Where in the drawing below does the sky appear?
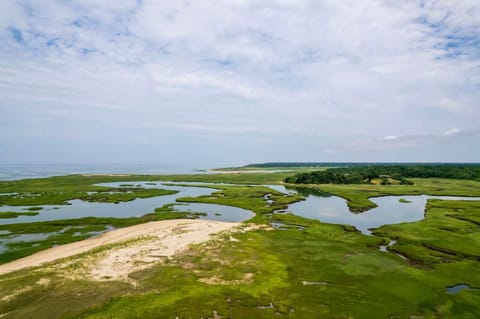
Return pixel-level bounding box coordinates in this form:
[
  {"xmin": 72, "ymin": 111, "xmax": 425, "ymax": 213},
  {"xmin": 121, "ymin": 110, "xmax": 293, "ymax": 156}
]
[{"xmin": 0, "ymin": 0, "xmax": 479, "ymax": 168}]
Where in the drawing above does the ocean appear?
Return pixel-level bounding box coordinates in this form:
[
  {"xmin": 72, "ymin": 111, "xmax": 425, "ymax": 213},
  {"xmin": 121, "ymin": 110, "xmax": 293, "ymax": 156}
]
[{"xmin": 0, "ymin": 164, "xmax": 205, "ymax": 181}]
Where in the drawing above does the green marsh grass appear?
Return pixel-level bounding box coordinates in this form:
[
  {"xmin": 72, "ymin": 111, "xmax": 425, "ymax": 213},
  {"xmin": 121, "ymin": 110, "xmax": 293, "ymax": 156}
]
[{"xmin": 1, "ymin": 174, "xmax": 480, "ymax": 317}]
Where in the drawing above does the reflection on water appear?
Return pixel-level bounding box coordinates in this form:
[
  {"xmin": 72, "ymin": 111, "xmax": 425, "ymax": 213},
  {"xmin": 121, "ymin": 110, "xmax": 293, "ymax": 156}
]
[
  {"xmin": 172, "ymin": 203, "xmax": 252, "ymax": 222},
  {"xmin": 2, "ymin": 181, "xmax": 479, "ymax": 237},
  {"xmin": 0, "ymin": 182, "xmax": 253, "ymax": 225},
  {"xmin": 0, "ymin": 225, "xmax": 118, "ymax": 254},
  {"xmin": 446, "ymin": 284, "xmax": 479, "ymax": 294},
  {"xmin": 0, "ymin": 231, "xmax": 59, "ymax": 254},
  {"xmin": 0, "ymin": 182, "xmax": 254, "ymax": 256},
  {"xmin": 278, "ymin": 186, "xmax": 480, "ymax": 235},
  {"xmin": 287, "ymin": 186, "xmax": 330, "ymax": 197}
]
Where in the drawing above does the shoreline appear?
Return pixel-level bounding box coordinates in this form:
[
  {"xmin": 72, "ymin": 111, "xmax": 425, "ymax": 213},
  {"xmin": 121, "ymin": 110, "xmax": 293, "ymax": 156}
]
[{"xmin": 0, "ymin": 219, "xmax": 240, "ymax": 276}]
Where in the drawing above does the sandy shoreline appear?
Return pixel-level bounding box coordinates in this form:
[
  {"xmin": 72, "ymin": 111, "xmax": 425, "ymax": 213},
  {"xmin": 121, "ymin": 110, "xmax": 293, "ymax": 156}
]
[
  {"xmin": 0, "ymin": 219, "xmax": 240, "ymax": 276},
  {"xmin": 208, "ymin": 169, "xmax": 291, "ymax": 174}
]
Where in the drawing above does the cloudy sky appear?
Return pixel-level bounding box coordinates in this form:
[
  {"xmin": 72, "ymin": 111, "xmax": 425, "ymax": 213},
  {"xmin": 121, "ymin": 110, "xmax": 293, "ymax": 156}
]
[{"xmin": 1, "ymin": 0, "xmax": 479, "ymax": 167}]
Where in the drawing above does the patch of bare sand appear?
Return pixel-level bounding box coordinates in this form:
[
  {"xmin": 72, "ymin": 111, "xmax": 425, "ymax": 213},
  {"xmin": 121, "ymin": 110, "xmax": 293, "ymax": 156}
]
[
  {"xmin": 208, "ymin": 169, "xmax": 291, "ymax": 174},
  {"xmin": 0, "ymin": 220, "xmax": 239, "ymax": 280},
  {"xmin": 198, "ymin": 272, "xmax": 254, "ymax": 285},
  {"xmin": 81, "ymin": 174, "xmax": 131, "ymax": 177},
  {"xmin": 0, "ymin": 286, "xmax": 33, "ymax": 302}
]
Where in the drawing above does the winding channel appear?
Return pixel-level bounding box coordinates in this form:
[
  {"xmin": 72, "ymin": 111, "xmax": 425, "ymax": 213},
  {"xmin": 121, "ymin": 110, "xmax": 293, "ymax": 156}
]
[
  {"xmin": 271, "ymin": 186, "xmax": 480, "ymax": 235},
  {"xmin": 0, "ymin": 182, "xmax": 253, "ymax": 225},
  {"xmin": 2, "ymin": 181, "xmax": 480, "ymax": 238}
]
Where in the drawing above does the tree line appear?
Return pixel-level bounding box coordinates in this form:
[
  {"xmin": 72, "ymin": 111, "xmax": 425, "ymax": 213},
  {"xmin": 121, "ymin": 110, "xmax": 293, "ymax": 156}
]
[{"xmin": 284, "ymin": 165, "xmax": 480, "ymax": 185}]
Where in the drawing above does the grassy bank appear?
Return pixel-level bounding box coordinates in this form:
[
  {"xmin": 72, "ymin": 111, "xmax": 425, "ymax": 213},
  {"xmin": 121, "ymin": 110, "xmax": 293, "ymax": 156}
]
[
  {"xmin": 0, "ymin": 182, "xmax": 301, "ymax": 264},
  {"xmin": 1, "ymin": 200, "xmax": 480, "ymax": 318},
  {"xmin": 0, "ymin": 204, "xmax": 206, "ymax": 264},
  {"xmin": 0, "ymin": 212, "xmax": 38, "ymax": 219},
  {"xmin": 372, "ymin": 199, "xmax": 480, "ymax": 268},
  {"xmin": 288, "ymin": 178, "xmax": 480, "ymax": 212},
  {"xmin": 176, "ymin": 184, "xmax": 303, "ymax": 222},
  {"xmin": 1, "ymin": 171, "xmax": 480, "ymax": 317},
  {"xmin": 0, "ymin": 172, "xmax": 292, "ymax": 207}
]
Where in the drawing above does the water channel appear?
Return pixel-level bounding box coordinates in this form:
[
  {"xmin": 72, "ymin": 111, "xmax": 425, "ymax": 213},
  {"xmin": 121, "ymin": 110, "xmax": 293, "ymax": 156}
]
[
  {"xmin": 275, "ymin": 186, "xmax": 480, "ymax": 235},
  {"xmin": 1, "ymin": 182, "xmax": 479, "ymax": 244},
  {"xmin": 0, "ymin": 182, "xmax": 253, "ymax": 225}
]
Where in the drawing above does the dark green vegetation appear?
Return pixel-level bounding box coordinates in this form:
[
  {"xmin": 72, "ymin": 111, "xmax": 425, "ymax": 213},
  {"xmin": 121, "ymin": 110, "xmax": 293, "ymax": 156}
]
[
  {"xmin": 246, "ymin": 162, "xmax": 350, "ymax": 168},
  {"xmin": 79, "ymin": 188, "xmax": 177, "ymax": 204},
  {"xmin": 285, "ymin": 164, "xmax": 480, "ymax": 185},
  {"xmin": 373, "ymin": 199, "xmax": 480, "ymax": 268},
  {"xmin": 1, "ymin": 200, "xmax": 480, "ymax": 318},
  {"xmin": 176, "ymin": 184, "xmax": 303, "ymax": 223},
  {"xmin": 292, "ymin": 178, "xmax": 480, "ymax": 212},
  {"xmin": 0, "ymin": 211, "xmax": 38, "ymax": 219},
  {"xmin": 24, "ymin": 206, "xmax": 43, "ymax": 211},
  {"xmin": 286, "ymin": 169, "xmax": 408, "ymax": 185},
  {"xmin": 0, "ymin": 175, "xmax": 188, "ymax": 263},
  {"xmin": 0, "ymin": 204, "xmax": 206, "ymax": 264},
  {"xmin": 0, "ymin": 173, "xmax": 299, "ymax": 265},
  {"xmin": 159, "ymin": 171, "xmax": 295, "ymax": 184},
  {"xmin": 0, "ymin": 187, "xmax": 177, "ymax": 206},
  {"xmin": 0, "ymin": 172, "xmax": 292, "ymax": 208},
  {"xmin": 1, "ymin": 173, "xmax": 479, "ymax": 261},
  {"xmin": 0, "ymin": 175, "xmax": 178, "ymax": 206},
  {"xmin": 1, "ymin": 168, "xmax": 480, "ymax": 318},
  {"xmin": 247, "ymin": 162, "xmax": 480, "ymax": 169},
  {"xmin": 399, "ymin": 198, "xmax": 412, "ymax": 203}
]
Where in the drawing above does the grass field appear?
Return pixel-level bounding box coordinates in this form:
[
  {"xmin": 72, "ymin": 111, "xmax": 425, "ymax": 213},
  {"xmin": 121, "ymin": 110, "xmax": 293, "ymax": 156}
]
[
  {"xmin": 175, "ymin": 184, "xmax": 303, "ymax": 223},
  {"xmin": 1, "ymin": 171, "xmax": 480, "ymax": 318},
  {"xmin": 0, "ymin": 180, "xmax": 302, "ymax": 265},
  {"xmin": 289, "ymin": 178, "xmax": 480, "ymax": 212},
  {"xmin": 1, "ymin": 199, "xmax": 479, "ymax": 318}
]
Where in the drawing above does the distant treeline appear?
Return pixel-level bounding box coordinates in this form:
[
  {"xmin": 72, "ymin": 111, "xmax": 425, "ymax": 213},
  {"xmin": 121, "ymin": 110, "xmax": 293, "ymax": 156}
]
[
  {"xmin": 284, "ymin": 165, "xmax": 480, "ymax": 185},
  {"xmin": 247, "ymin": 162, "xmax": 353, "ymax": 168},
  {"xmin": 247, "ymin": 162, "xmax": 480, "ymax": 168}
]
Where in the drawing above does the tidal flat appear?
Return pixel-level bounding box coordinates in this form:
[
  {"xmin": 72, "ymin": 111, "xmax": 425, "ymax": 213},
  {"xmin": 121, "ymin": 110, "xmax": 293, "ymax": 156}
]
[{"xmin": 0, "ymin": 169, "xmax": 479, "ymax": 318}]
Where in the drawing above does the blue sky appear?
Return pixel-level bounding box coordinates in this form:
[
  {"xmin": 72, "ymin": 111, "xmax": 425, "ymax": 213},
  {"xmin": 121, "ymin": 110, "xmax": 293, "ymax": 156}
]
[{"xmin": 0, "ymin": 0, "xmax": 479, "ymax": 167}]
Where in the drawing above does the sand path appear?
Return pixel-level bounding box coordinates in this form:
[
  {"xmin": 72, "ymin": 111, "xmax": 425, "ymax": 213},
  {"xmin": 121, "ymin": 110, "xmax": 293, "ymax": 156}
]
[{"xmin": 0, "ymin": 219, "xmax": 239, "ymax": 277}]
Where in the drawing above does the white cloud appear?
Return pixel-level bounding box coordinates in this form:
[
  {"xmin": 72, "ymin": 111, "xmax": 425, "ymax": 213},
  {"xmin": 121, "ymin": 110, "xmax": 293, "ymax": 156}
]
[
  {"xmin": 443, "ymin": 128, "xmax": 462, "ymax": 136},
  {"xmin": 384, "ymin": 136, "xmax": 398, "ymax": 140},
  {"xmin": 333, "ymin": 129, "xmax": 480, "ymax": 155},
  {"xmin": 0, "ymin": 0, "xmax": 479, "ymax": 163}
]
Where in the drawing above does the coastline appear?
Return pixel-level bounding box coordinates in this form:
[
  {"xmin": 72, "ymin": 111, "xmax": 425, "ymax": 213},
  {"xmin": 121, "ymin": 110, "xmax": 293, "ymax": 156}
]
[{"xmin": 0, "ymin": 219, "xmax": 240, "ymax": 276}]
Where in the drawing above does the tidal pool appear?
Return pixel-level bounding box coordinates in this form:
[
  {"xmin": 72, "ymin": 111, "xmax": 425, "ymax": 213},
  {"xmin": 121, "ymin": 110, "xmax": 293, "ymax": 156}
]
[
  {"xmin": 0, "ymin": 232, "xmax": 56, "ymax": 253},
  {"xmin": 446, "ymin": 284, "xmax": 479, "ymax": 294},
  {"xmin": 0, "ymin": 225, "xmax": 117, "ymax": 254}
]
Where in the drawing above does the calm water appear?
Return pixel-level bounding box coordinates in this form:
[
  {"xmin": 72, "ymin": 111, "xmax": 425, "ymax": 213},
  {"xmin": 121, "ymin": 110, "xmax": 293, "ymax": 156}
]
[
  {"xmin": 0, "ymin": 182, "xmax": 252, "ymax": 225},
  {"xmin": 0, "ymin": 163, "xmax": 205, "ymax": 181},
  {"xmin": 446, "ymin": 284, "xmax": 479, "ymax": 294},
  {"xmin": 0, "ymin": 180, "xmax": 253, "ymax": 254},
  {"xmin": 1, "ymin": 164, "xmax": 479, "ymax": 236},
  {"xmin": 275, "ymin": 186, "xmax": 480, "ymax": 235}
]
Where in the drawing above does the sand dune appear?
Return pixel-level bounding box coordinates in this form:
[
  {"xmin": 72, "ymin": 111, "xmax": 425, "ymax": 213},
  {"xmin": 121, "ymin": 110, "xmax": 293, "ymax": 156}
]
[{"xmin": 0, "ymin": 219, "xmax": 239, "ymax": 277}]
